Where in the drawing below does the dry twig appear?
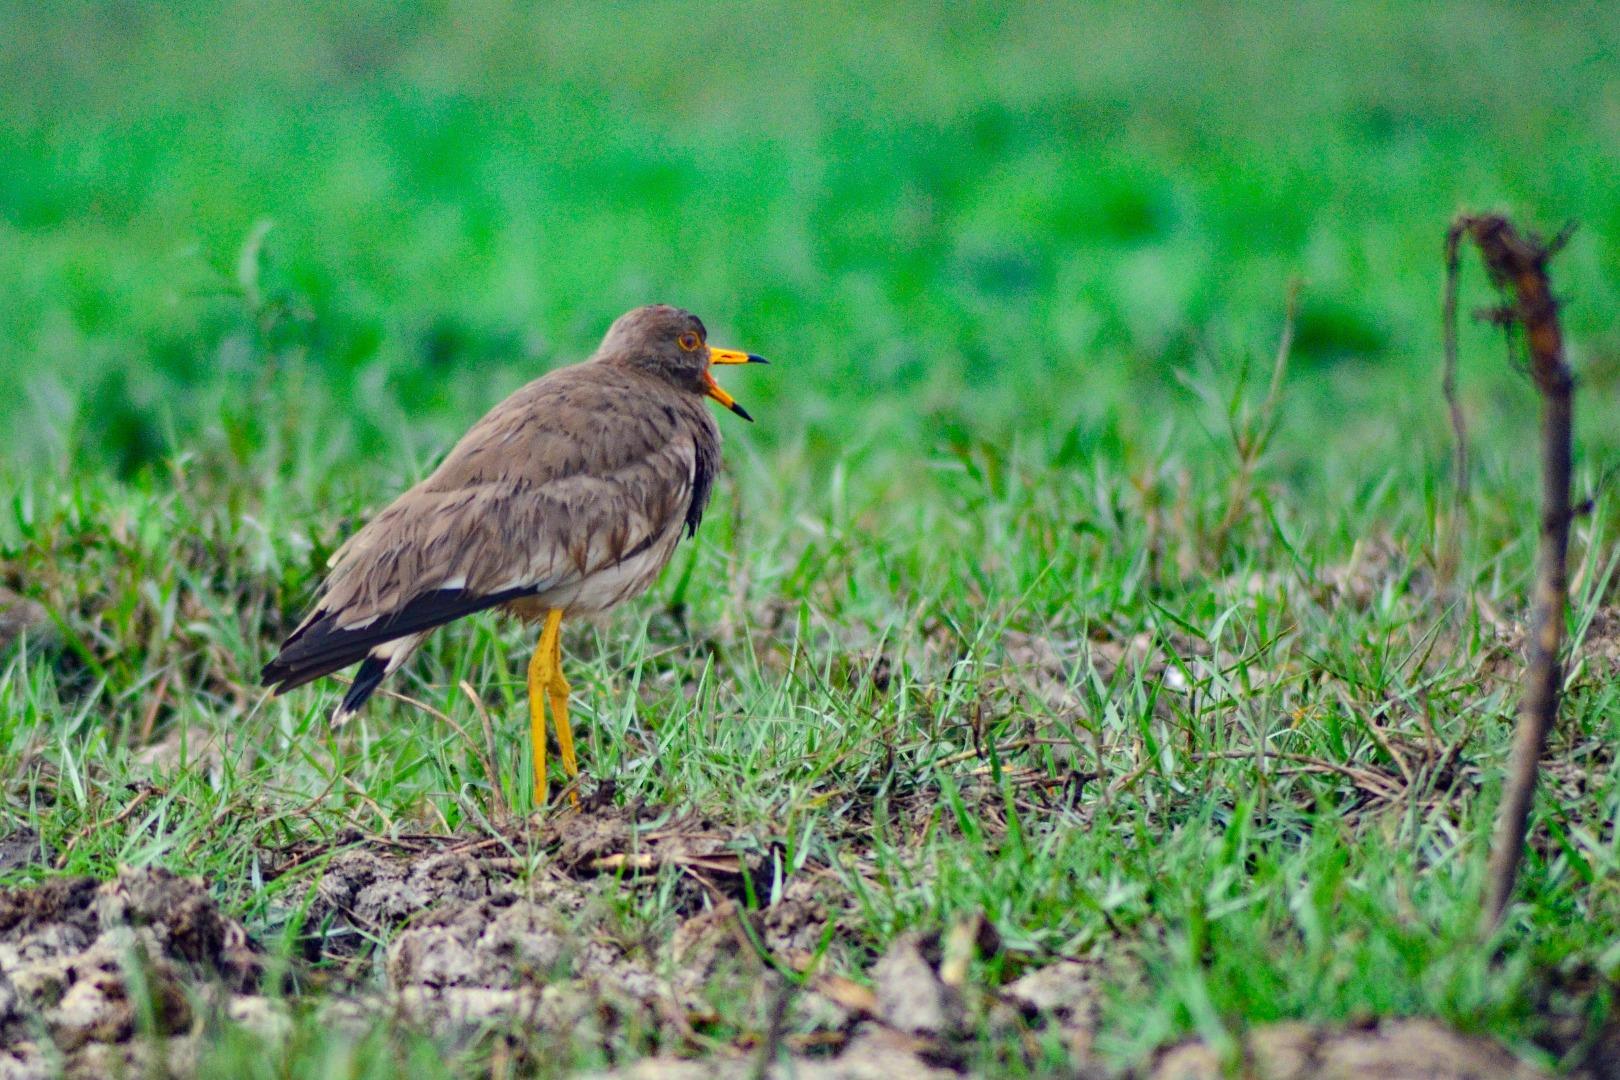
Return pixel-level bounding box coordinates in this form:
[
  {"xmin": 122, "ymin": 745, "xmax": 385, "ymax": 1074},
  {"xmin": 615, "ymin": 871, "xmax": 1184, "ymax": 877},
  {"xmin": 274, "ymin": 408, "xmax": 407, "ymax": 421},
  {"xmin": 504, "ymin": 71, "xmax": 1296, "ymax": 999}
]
[
  {"xmin": 459, "ymin": 680, "xmax": 507, "ymax": 819},
  {"xmin": 1444, "ymin": 213, "xmax": 1577, "ymax": 932},
  {"xmin": 136, "ymin": 670, "xmax": 172, "ymax": 744},
  {"xmin": 56, "ymin": 784, "xmax": 159, "ymax": 868}
]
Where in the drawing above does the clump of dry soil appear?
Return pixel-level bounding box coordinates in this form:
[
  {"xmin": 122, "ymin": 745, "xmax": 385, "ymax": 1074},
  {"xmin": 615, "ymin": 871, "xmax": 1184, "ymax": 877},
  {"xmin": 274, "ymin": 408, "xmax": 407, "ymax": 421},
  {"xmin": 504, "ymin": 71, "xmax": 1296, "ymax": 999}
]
[
  {"xmin": 1151, "ymin": 1018, "xmax": 1552, "ymax": 1080},
  {"xmin": 0, "ymin": 867, "xmax": 268, "ymax": 1077}
]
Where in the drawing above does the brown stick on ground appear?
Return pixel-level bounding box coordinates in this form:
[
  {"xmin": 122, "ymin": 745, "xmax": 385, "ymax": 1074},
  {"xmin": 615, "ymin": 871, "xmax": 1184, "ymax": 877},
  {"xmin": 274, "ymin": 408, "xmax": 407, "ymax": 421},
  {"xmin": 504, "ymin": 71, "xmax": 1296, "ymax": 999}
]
[{"xmin": 1446, "ymin": 214, "xmax": 1576, "ymax": 932}]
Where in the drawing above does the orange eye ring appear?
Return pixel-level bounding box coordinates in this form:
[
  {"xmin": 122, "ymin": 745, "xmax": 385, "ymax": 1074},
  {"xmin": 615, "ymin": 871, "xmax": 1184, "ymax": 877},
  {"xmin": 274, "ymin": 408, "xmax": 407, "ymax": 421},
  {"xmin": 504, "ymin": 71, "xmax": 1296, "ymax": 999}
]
[{"xmin": 677, "ymin": 331, "xmax": 701, "ymax": 352}]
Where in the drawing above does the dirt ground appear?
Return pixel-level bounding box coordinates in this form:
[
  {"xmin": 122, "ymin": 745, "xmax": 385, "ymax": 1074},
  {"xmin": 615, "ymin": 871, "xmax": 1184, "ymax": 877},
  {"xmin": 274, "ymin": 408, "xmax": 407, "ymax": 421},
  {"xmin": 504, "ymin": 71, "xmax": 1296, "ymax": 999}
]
[{"xmin": 0, "ymin": 795, "xmax": 1580, "ymax": 1079}]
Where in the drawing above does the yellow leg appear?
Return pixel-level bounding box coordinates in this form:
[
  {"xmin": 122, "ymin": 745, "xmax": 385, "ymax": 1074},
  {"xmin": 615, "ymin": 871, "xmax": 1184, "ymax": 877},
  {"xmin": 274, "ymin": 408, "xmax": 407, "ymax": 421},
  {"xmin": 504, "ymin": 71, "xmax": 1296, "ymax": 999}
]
[
  {"xmin": 526, "ymin": 633, "xmax": 550, "ymax": 807},
  {"xmin": 540, "ymin": 608, "xmax": 580, "ymax": 806}
]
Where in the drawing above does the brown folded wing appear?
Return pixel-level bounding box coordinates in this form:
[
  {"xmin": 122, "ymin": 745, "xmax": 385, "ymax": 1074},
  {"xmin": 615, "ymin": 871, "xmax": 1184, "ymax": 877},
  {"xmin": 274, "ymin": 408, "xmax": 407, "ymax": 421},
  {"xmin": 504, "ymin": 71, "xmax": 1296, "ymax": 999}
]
[{"xmin": 261, "ymin": 362, "xmax": 719, "ymax": 693}]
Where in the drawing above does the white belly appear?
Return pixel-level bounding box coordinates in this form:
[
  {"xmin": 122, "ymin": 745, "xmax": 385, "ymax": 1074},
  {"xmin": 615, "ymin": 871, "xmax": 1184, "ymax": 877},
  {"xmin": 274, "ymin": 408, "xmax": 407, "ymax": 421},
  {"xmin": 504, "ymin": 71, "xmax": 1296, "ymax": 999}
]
[{"xmin": 537, "ymin": 524, "xmax": 684, "ymax": 616}]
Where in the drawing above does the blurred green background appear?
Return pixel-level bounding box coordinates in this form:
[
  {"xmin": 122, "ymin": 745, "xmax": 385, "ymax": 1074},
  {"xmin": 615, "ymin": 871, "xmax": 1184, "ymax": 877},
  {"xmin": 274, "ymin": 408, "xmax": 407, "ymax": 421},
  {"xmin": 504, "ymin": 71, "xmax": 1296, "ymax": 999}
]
[{"xmin": 3, "ymin": 0, "xmax": 1617, "ymax": 489}]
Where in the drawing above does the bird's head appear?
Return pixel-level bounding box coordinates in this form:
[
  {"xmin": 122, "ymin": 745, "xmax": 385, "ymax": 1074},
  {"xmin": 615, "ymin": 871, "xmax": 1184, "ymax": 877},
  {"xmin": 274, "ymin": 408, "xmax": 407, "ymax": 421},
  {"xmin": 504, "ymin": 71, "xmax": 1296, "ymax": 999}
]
[{"xmin": 597, "ymin": 304, "xmax": 766, "ymax": 421}]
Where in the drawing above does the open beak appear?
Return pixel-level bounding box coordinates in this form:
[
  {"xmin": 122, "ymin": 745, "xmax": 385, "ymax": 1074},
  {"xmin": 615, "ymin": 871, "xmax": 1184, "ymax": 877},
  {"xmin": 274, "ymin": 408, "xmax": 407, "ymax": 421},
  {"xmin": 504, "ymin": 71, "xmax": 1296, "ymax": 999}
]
[{"xmin": 704, "ymin": 346, "xmax": 767, "ymax": 422}]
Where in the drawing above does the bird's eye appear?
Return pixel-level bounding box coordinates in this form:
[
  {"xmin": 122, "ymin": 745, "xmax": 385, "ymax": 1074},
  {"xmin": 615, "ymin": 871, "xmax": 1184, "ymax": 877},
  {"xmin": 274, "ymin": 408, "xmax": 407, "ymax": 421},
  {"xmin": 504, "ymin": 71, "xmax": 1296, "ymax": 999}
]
[{"xmin": 677, "ymin": 331, "xmax": 701, "ymax": 352}]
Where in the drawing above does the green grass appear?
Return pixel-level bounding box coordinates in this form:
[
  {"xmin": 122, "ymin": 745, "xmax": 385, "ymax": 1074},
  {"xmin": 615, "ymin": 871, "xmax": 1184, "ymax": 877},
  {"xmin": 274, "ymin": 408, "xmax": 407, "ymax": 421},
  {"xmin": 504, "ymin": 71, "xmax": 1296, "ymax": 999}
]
[{"xmin": 3, "ymin": 2, "xmax": 1620, "ymax": 1075}]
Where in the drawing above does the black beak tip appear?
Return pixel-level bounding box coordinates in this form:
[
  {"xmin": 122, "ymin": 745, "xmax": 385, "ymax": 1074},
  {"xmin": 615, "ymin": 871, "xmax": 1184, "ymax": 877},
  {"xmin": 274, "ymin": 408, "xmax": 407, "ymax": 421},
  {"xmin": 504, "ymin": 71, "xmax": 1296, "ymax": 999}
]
[
  {"xmin": 746, "ymin": 354, "xmax": 769, "ymax": 364},
  {"xmin": 729, "ymin": 401, "xmax": 755, "ymax": 422}
]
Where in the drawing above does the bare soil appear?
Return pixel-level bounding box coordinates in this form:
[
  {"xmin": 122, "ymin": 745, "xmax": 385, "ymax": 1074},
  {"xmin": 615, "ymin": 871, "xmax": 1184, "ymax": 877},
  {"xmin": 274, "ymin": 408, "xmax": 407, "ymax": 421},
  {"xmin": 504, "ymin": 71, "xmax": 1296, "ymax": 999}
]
[{"xmin": 0, "ymin": 795, "xmax": 1571, "ymax": 1078}]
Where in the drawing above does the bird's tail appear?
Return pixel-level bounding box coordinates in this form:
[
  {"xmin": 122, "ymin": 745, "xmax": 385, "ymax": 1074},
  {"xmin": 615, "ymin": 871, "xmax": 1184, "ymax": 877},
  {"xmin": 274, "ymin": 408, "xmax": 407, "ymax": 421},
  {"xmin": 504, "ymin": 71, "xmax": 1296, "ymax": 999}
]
[
  {"xmin": 262, "ymin": 586, "xmax": 539, "ymax": 707},
  {"xmin": 329, "ymin": 632, "xmax": 426, "ymax": 725},
  {"xmin": 333, "ymin": 654, "xmax": 389, "ymax": 725}
]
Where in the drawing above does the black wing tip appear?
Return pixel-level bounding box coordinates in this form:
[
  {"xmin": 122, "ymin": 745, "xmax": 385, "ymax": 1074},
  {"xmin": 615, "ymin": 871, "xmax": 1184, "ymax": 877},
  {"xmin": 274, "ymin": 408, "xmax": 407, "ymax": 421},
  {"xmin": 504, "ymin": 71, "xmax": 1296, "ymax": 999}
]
[
  {"xmin": 260, "ymin": 655, "xmax": 298, "ymax": 690},
  {"xmin": 261, "ymin": 669, "xmax": 315, "ymax": 695},
  {"xmin": 259, "ymin": 612, "xmax": 347, "ymax": 692},
  {"xmin": 258, "ymin": 585, "xmax": 542, "ymax": 698}
]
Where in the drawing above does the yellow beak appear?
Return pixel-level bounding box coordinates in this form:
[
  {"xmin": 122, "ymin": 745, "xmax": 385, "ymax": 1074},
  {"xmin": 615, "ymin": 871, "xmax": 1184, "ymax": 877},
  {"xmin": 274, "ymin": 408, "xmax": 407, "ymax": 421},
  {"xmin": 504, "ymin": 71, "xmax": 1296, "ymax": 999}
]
[
  {"xmin": 704, "ymin": 346, "xmax": 767, "ymax": 421},
  {"xmin": 707, "ymin": 347, "xmax": 766, "ymax": 366}
]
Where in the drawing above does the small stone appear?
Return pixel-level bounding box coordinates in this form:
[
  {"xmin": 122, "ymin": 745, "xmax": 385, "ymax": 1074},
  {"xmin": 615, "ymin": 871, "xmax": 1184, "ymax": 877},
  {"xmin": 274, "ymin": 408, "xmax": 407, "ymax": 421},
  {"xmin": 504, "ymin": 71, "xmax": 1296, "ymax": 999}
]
[
  {"xmin": 1151, "ymin": 1018, "xmax": 1551, "ymax": 1080},
  {"xmin": 0, "ymin": 589, "xmax": 52, "ymax": 653},
  {"xmin": 871, "ymin": 933, "xmax": 956, "ymax": 1037},
  {"xmin": 227, "ymin": 995, "xmax": 292, "ymax": 1042}
]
